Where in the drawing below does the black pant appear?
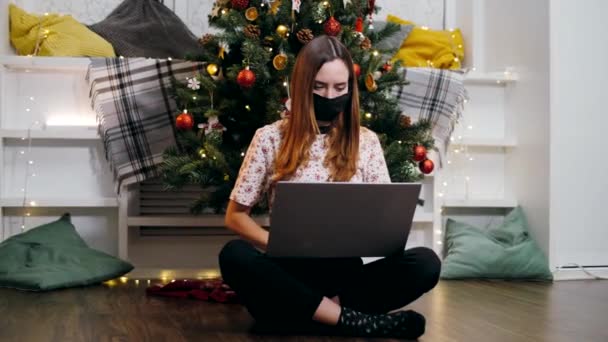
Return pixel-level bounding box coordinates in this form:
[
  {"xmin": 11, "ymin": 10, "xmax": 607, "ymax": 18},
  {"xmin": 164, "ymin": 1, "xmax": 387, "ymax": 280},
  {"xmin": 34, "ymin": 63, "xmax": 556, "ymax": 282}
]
[{"xmin": 219, "ymin": 239, "xmax": 441, "ymax": 325}]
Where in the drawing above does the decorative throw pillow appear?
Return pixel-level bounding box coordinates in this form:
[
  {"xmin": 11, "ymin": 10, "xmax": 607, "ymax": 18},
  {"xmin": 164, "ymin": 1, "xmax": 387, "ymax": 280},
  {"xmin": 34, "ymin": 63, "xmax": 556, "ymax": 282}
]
[
  {"xmin": 88, "ymin": 0, "xmax": 200, "ymax": 58},
  {"xmin": 9, "ymin": 4, "xmax": 115, "ymax": 57},
  {"xmin": 441, "ymin": 207, "xmax": 553, "ymax": 280},
  {"xmin": 0, "ymin": 213, "xmax": 133, "ymax": 291},
  {"xmin": 388, "ymin": 14, "xmax": 464, "ymax": 70},
  {"xmin": 371, "ymin": 20, "xmax": 414, "ymax": 52}
]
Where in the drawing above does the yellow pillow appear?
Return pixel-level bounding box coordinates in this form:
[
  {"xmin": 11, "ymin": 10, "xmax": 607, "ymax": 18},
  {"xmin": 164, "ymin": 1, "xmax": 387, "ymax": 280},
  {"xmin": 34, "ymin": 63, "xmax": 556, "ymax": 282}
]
[
  {"xmin": 388, "ymin": 14, "xmax": 464, "ymax": 70},
  {"xmin": 9, "ymin": 4, "xmax": 115, "ymax": 57}
]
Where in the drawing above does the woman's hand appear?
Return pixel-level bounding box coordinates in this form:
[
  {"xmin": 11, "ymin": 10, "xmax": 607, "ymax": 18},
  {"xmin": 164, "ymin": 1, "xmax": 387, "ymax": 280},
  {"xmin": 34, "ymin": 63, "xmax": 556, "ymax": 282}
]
[{"xmin": 224, "ymin": 200, "xmax": 269, "ymax": 250}]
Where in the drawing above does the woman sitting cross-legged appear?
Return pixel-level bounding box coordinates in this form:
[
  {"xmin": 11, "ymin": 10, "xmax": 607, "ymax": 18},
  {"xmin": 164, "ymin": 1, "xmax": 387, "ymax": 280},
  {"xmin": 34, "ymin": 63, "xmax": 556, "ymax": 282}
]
[{"xmin": 220, "ymin": 35, "xmax": 441, "ymax": 340}]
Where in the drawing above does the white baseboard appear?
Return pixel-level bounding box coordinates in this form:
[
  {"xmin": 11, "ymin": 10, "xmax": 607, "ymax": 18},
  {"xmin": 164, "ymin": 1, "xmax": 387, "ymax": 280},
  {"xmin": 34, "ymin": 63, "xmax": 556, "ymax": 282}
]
[{"xmin": 553, "ymin": 267, "xmax": 608, "ymax": 281}]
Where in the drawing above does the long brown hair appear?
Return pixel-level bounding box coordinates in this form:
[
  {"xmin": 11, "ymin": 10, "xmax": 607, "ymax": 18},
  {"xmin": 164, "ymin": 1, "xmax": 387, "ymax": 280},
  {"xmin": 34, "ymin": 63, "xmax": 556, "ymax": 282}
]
[{"xmin": 273, "ymin": 35, "xmax": 360, "ymax": 182}]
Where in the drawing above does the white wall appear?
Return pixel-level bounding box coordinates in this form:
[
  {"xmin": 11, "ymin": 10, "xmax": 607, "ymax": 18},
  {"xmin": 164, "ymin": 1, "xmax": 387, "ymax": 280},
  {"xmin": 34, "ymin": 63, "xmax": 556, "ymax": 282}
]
[
  {"xmin": 175, "ymin": 0, "xmax": 446, "ymax": 37},
  {"xmin": 550, "ymin": 0, "xmax": 608, "ymax": 267},
  {"xmin": 478, "ymin": 0, "xmax": 552, "ymax": 258},
  {"xmin": 2, "ymin": 0, "xmax": 446, "ymax": 43}
]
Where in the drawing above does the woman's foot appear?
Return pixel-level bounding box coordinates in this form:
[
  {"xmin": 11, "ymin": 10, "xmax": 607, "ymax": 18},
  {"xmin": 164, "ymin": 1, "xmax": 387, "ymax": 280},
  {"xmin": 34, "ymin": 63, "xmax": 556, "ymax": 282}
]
[{"xmin": 336, "ymin": 307, "xmax": 426, "ymax": 339}]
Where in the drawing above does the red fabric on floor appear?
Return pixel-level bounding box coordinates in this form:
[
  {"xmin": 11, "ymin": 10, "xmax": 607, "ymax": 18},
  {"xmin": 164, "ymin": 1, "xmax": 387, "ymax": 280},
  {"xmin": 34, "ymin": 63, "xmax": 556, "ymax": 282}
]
[{"xmin": 146, "ymin": 279, "xmax": 238, "ymax": 303}]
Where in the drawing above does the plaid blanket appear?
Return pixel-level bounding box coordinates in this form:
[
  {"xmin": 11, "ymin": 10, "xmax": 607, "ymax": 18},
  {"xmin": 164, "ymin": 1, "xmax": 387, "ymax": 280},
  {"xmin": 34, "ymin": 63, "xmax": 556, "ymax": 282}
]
[
  {"xmin": 87, "ymin": 58, "xmax": 204, "ymax": 192},
  {"xmin": 391, "ymin": 67, "xmax": 468, "ymax": 165}
]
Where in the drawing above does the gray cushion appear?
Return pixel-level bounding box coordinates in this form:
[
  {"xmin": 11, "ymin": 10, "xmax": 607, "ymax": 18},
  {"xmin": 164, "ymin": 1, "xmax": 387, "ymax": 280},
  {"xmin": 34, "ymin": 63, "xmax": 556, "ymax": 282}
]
[
  {"xmin": 88, "ymin": 0, "xmax": 200, "ymax": 58},
  {"xmin": 373, "ymin": 20, "xmax": 414, "ymax": 51}
]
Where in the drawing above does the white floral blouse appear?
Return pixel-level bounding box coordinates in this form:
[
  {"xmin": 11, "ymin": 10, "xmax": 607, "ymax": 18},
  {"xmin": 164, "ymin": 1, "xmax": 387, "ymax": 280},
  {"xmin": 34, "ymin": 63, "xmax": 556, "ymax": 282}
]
[{"xmin": 229, "ymin": 120, "xmax": 391, "ymax": 209}]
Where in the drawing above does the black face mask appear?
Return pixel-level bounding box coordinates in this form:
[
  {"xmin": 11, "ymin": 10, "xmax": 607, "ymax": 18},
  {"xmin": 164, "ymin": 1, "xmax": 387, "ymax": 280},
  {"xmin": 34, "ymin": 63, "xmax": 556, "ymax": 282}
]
[{"xmin": 313, "ymin": 93, "xmax": 350, "ymax": 122}]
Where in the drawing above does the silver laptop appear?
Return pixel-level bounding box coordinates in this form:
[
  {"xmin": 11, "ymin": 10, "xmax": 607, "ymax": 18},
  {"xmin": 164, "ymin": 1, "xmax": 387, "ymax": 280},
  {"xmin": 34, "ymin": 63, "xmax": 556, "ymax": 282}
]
[{"xmin": 267, "ymin": 182, "xmax": 422, "ymax": 258}]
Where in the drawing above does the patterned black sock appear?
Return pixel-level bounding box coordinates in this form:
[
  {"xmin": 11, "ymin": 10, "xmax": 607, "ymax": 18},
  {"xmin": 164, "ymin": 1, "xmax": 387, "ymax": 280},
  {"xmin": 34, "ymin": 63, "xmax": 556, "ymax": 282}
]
[{"xmin": 337, "ymin": 307, "xmax": 426, "ymax": 339}]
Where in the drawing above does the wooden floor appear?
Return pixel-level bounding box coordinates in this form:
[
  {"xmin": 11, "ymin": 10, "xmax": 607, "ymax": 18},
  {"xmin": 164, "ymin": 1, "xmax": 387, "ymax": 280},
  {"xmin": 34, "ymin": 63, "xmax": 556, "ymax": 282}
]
[{"xmin": 1, "ymin": 279, "xmax": 607, "ymax": 342}]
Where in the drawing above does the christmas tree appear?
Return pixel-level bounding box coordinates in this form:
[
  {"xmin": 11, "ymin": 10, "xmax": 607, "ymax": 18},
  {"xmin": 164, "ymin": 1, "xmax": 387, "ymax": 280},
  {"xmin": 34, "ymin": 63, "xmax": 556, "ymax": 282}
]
[{"xmin": 161, "ymin": 0, "xmax": 435, "ymax": 214}]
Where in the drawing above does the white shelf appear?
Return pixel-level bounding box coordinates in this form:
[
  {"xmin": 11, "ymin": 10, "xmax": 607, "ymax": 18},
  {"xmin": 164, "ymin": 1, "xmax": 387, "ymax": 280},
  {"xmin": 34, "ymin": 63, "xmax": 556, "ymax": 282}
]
[
  {"xmin": 128, "ymin": 211, "xmax": 435, "ymax": 227},
  {"xmin": 442, "ymin": 198, "xmax": 518, "ymax": 208},
  {"xmin": 464, "ymin": 71, "xmax": 518, "ymax": 85},
  {"xmin": 414, "ymin": 212, "xmax": 434, "ymax": 223},
  {"xmin": 128, "ymin": 215, "xmax": 270, "ymax": 227},
  {"xmin": 452, "ymin": 137, "xmax": 517, "ymax": 147},
  {"xmin": 0, "ymin": 128, "xmax": 99, "ymax": 140},
  {"xmin": 0, "ymin": 56, "xmax": 91, "ymax": 71},
  {"xmin": 1, "ymin": 197, "xmax": 118, "ymax": 207}
]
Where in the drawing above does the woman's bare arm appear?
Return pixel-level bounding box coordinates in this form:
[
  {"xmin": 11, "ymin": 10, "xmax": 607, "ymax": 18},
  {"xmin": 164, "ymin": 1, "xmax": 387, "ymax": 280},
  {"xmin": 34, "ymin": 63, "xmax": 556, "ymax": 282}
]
[{"xmin": 224, "ymin": 199, "xmax": 269, "ymax": 249}]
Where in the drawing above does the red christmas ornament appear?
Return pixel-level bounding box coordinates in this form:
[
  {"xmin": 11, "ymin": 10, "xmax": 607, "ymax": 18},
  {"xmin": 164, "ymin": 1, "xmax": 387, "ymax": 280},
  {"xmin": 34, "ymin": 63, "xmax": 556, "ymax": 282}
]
[
  {"xmin": 236, "ymin": 66, "xmax": 256, "ymax": 88},
  {"xmin": 324, "ymin": 16, "xmax": 342, "ymax": 36},
  {"xmin": 355, "ymin": 17, "xmax": 364, "ymax": 32},
  {"xmin": 231, "ymin": 0, "xmax": 249, "ymax": 10},
  {"xmin": 382, "ymin": 62, "xmax": 393, "ymax": 73},
  {"xmin": 353, "ymin": 63, "xmax": 361, "ymax": 77},
  {"xmin": 419, "ymin": 159, "xmax": 434, "ymax": 174},
  {"xmin": 413, "ymin": 145, "xmax": 427, "ymax": 161},
  {"xmin": 175, "ymin": 111, "xmax": 194, "ymax": 130}
]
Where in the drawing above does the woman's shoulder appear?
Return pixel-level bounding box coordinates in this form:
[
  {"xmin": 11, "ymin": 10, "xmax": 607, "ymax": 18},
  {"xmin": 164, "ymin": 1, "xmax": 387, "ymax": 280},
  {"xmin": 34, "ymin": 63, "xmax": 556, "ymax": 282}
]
[
  {"xmin": 360, "ymin": 126, "xmax": 380, "ymax": 144},
  {"xmin": 253, "ymin": 119, "xmax": 284, "ymax": 141}
]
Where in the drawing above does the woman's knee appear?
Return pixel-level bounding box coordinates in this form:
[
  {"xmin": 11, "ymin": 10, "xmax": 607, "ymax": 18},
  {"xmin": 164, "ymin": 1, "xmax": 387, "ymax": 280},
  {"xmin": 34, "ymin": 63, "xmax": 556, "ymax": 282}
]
[
  {"xmin": 408, "ymin": 247, "xmax": 442, "ymax": 290},
  {"xmin": 218, "ymin": 239, "xmax": 257, "ymax": 272}
]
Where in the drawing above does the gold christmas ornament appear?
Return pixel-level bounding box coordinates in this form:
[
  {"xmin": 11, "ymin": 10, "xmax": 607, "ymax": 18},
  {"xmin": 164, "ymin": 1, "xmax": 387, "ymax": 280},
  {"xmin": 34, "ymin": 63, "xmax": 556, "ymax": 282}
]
[
  {"xmin": 365, "ymin": 73, "xmax": 378, "ymax": 92},
  {"xmin": 270, "ymin": 0, "xmax": 281, "ymax": 14},
  {"xmin": 245, "ymin": 7, "xmax": 258, "ymax": 21},
  {"xmin": 276, "ymin": 24, "xmax": 289, "ymax": 38},
  {"xmin": 206, "ymin": 63, "xmax": 219, "ymax": 76},
  {"xmin": 272, "ymin": 53, "xmax": 288, "ymax": 70}
]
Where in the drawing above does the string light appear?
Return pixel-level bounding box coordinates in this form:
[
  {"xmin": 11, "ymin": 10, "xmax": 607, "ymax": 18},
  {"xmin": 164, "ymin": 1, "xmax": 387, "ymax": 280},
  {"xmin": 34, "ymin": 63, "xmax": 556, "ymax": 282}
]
[{"xmin": 19, "ymin": 121, "xmax": 41, "ymax": 232}]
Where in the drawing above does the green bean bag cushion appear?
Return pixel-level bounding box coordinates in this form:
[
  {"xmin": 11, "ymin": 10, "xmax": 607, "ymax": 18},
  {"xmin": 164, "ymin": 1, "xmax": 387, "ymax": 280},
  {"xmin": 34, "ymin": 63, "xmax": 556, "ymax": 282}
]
[
  {"xmin": 440, "ymin": 207, "xmax": 553, "ymax": 280},
  {"xmin": 0, "ymin": 213, "xmax": 133, "ymax": 291}
]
